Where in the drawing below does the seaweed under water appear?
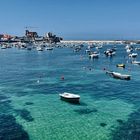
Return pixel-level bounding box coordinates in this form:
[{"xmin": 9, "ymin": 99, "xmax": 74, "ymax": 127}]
[
  {"xmin": 100, "ymin": 123, "xmax": 107, "ymax": 127},
  {"xmin": 112, "ymin": 108, "xmax": 140, "ymax": 140},
  {"xmin": 0, "ymin": 94, "xmax": 30, "ymax": 139},
  {"xmin": 15, "ymin": 109, "xmax": 34, "ymax": 122},
  {"xmin": 0, "ymin": 114, "xmax": 29, "ymax": 140},
  {"xmin": 116, "ymin": 119, "xmax": 124, "ymax": 124}
]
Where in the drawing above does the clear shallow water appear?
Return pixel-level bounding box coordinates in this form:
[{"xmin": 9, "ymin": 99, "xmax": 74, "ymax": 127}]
[{"xmin": 0, "ymin": 45, "xmax": 140, "ymax": 140}]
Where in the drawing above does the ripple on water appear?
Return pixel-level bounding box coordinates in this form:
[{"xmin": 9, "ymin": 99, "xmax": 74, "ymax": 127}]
[{"xmin": 0, "ymin": 114, "xmax": 29, "ymax": 140}]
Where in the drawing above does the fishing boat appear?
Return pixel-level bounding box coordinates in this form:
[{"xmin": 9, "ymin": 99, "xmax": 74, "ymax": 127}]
[
  {"xmin": 116, "ymin": 64, "xmax": 125, "ymax": 68},
  {"xmin": 59, "ymin": 92, "xmax": 80, "ymax": 103},
  {"xmin": 106, "ymin": 71, "xmax": 131, "ymax": 80}
]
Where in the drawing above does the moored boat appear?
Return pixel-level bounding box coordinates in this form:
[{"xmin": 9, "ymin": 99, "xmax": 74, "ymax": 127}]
[
  {"xmin": 59, "ymin": 92, "xmax": 80, "ymax": 103},
  {"xmin": 129, "ymin": 53, "xmax": 138, "ymax": 58},
  {"xmin": 132, "ymin": 61, "xmax": 140, "ymax": 65},
  {"xmin": 106, "ymin": 71, "xmax": 131, "ymax": 80},
  {"xmin": 104, "ymin": 49, "xmax": 116, "ymax": 57},
  {"xmin": 126, "ymin": 49, "xmax": 132, "ymax": 53},
  {"xmin": 36, "ymin": 46, "xmax": 44, "ymax": 51},
  {"xmin": 125, "ymin": 45, "xmax": 130, "ymax": 49},
  {"xmin": 135, "ymin": 47, "xmax": 140, "ymax": 51},
  {"xmin": 1, "ymin": 45, "xmax": 7, "ymax": 49},
  {"xmin": 89, "ymin": 52, "xmax": 99, "ymax": 58},
  {"xmin": 46, "ymin": 47, "xmax": 53, "ymax": 50},
  {"xmin": 85, "ymin": 49, "xmax": 91, "ymax": 53},
  {"xmin": 96, "ymin": 45, "xmax": 102, "ymax": 49},
  {"xmin": 116, "ymin": 64, "xmax": 125, "ymax": 68}
]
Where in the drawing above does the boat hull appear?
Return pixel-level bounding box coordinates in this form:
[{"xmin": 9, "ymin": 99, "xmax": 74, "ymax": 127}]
[
  {"xmin": 112, "ymin": 74, "xmax": 130, "ymax": 80},
  {"xmin": 132, "ymin": 61, "xmax": 140, "ymax": 65}
]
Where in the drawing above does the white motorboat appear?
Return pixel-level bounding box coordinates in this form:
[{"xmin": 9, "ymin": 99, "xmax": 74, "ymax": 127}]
[
  {"xmin": 108, "ymin": 51, "xmax": 116, "ymax": 56},
  {"xmin": 125, "ymin": 45, "xmax": 130, "ymax": 49},
  {"xmin": 46, "ymin": 47, "xmax": 53, "ymax": 50},
  {"xmin": 1, "ymin": 45, "xmax": 7, "ymax": 49},
  {"xmin": 89, "ymin": 52, "xmax": 99, "ymax": 58},
  {"xmin": 59, "ymin": 92, "xmax": 80, "ymax": 103},
  {"xmin": 96, "ymin": 45, "xmax": 102, "ymax": 49},
  {"xmin": 135, "ymin": 47, "xmax": 140, "ymax": 51},
  {"xmin": 36, "ymin": 46, "xmax": 44, "ymax": 51},
  {"xmin": 85, "ymin": 49, "xmax": 91, "ymax": 53},
  {"xmin": 126, "ymin": 49, "xmax": 132, "ymax": 53},
  {"xmin": 106, "ymin": 71, "xmax": 131, "ymax": 80},
  {"xmin": 129, "ymin": 53, "xmax": 138, "ymax": 58},
  {"xmin": 132, "ymin": 61, "xmax": 140, "ymax": 65},
  {"xmin": 87, "ymin": 45, "xmax": 94, "ymax": 49},
  {"xmin": 104, "ymin": 49, "xmax": 116, "ymax": 57}
]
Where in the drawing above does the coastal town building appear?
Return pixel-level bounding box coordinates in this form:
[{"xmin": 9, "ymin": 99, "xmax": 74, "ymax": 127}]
[
  {"xmin": 25, "ymin": 30, "xmax": 38, "ymax": 38},
  {"xmin": 0, "ymin": 34, "xmax": 12, "ymax": 41},
  {"xmin": 0, "ymin": 30, "xmax": 63, "ymax": 43}
]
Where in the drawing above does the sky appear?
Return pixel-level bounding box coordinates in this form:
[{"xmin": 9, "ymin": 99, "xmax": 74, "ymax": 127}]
[{"xmin": 0, "ymin": 0, "xmax": 140, "ymax": 40}]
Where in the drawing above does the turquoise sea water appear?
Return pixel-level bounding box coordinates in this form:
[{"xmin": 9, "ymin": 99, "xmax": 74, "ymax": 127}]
[{"xmin": 0, "ymin": 44, "xmax": 140, "ymax": 140}]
